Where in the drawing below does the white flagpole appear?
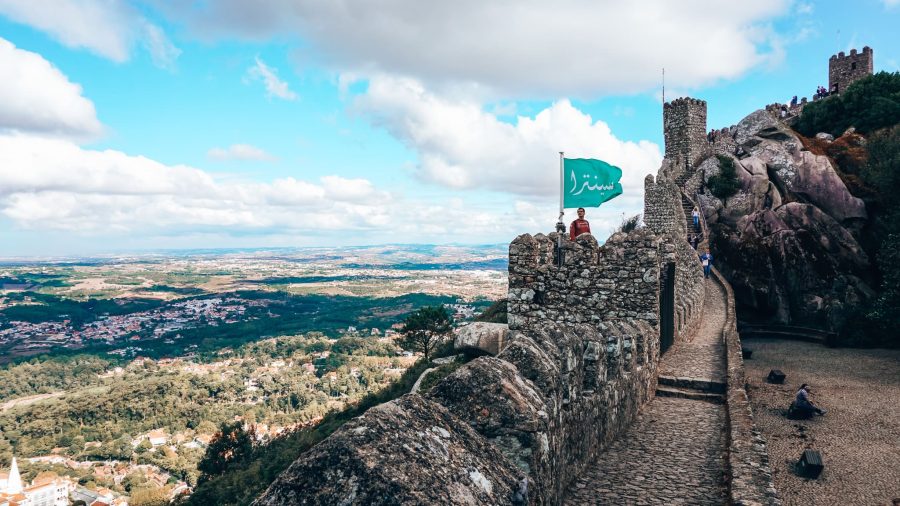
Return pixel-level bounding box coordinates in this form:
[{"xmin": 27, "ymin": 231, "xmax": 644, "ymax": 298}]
[
  {"xmin": 556, "ymin": 152, "xmax": 565, "ymax": 267},
  {"xmin": 559, "ymin": 151, "xmax": 564, "ymax": 219}
]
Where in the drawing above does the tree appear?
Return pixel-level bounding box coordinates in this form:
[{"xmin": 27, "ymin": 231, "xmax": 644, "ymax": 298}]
[
  {"xmin": 196, "ymin": 422, "xmax": 255, "ymax": 481},
  {"xmin": 708, "ymin": 155, "xmax": 740, "ymax": 204},
  {"xmin": 399, "ymin": 306, "xmax": 453, "ymax": 361}
]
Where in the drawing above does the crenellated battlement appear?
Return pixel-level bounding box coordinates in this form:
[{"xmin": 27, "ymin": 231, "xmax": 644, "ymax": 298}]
[
  {"xmin": 508, "ymin": 229, "xmax": 665, "ymax": 333},
  {"xmin": 829, "ymin": 46, "xmax": 873, "ymax": 94},
  {"xmin": 664, "ymin": 96, "xmax": 709, "ymax": 171}
]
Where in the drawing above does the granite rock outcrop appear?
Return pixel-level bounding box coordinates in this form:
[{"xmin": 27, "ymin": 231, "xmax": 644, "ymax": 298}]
[{"xmin": 700, "ymin": 108, "xmax": 873, "ymax": 330}]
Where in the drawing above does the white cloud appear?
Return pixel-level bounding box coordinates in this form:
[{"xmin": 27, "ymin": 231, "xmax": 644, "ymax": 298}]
[
  {"xmin": 884, "ymin": 0, "xmax": 899, "ymax": 8},
  {"xmin": 0, "ymin": 0, "xmax": 134, "ymax": 61},
  {"xmin": 0, "ymin": 38, "xmax": 102, "ymax": 138},
  {"xmin": 167, "ymin": 0, "xmax": 789, "ymax": 97},
  {"xmin": 208, "ymin": 143, "xmax": 276, "ymax": 161},
  {"xmin": 0, "ymin": 0, "xmax": 180, "ymax": 68},
  {"xmin": 0, "ymin": 132, "xmax": 586, "ymax": 245},
  {"xmin": 0, "ymin": 133, "xmax": 384, "ymax": 233},
  {"xmin": 247, "ymin": 57, "xmax": 297, "ymax": 100},
  {"xmin": 353, "ymin": 75, "xmax": 661, "ymax": 202},
  {"xmin": 142, "ymin": 22, "xmax": 182, "ymax": 70}
]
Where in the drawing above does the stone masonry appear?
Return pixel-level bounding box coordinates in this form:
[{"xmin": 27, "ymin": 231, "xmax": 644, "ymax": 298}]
[
  {"xmin": 664, "ymin": 97, "xmax": 710, "ymax": 170},
  {"xmin": 828, "ymin": 46, "xmax": 873, "ymax": 95}
]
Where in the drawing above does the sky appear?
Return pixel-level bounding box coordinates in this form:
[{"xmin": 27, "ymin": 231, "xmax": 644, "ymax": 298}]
[{"xmin": 0, "ymin": 0, "xmax": 898, "ymax": 257}]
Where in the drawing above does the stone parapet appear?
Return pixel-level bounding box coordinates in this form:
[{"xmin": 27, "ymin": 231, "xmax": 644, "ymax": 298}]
[
  {"xmin": 508, "ymin": 229, "xmax": 662, "ymax": 333},
  {"xmin": 712, "ymin": 266, "xmax": 781, "ymax": 505}
]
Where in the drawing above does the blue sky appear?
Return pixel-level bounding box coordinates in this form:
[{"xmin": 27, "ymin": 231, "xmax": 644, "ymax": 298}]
[{"xmin": 0, "ymin": 0, "xmax": 897, "ymax": 256}]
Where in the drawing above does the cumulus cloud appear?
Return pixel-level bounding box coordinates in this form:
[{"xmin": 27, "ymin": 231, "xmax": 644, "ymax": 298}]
[
  {"xmin": 208, "ymin": 143, "xmax": 276, "ymax": 161},
  {"xmin": 163, "ymin": 0, "xmax": 789, "ymax": 97},
  {"xmin": 0, "ymin": 0, "xmax": 133, "ymax": 61},
  {"xmin": 0, "ymin": 132, "xmax": 578, "ymax": 244},
  {"xmin": 0, "ymin": 133, "xmax": 416, "ymax": 235},
  {"xmin": 247, "ymin": 57, "xmax": 297, "ymax": 100},
  {"xmin": 353, "ymin": 75, "xmax": 661, "ymax": 202},
  {"xmin": 0, "ymin": 0, "xmax": 180, "ymax": 68},
  {"xmin": 0, "ymin": 38, "xmax": 102, "ymax": 138}
]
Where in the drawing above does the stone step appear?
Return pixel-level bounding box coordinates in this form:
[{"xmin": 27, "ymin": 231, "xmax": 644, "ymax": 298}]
[
  {"xmin": 655, "ymin": 386, "xmax": 725, "ymax": 404},
  {"xmin": 658, "ymin": 375, "xmax": 726, "ymax": 394}
]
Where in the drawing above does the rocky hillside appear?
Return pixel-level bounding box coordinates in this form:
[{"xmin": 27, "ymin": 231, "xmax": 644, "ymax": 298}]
[{"xmin": 696, "ymin": 73, "xmax": 899, "ymax": 343}]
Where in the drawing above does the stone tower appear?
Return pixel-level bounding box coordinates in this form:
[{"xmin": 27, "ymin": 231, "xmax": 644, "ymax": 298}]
[
  {"xmin": 829, "ymin": 46, "xmax": 873, "ymax": 94},
  {"xmin": 663, "ymin": 97, "xmax": 708, "ymax": 169}
]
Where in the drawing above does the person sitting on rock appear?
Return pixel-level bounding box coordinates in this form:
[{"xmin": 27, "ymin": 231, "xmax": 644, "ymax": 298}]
[
  {"xmin": 793, "ymin": 383, "xmax": 826, "ymax": 416},
  {"xmin": 569, "ymin": 207, "xmax": 591, "ymax": 241}
]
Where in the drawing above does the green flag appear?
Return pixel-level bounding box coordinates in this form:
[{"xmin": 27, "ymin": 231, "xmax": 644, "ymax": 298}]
[{"xmin": 562, "ymin": 158, "xmax": 623, "ymax": 208}]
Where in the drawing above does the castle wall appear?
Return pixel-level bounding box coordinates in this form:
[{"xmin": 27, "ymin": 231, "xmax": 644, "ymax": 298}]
[
  {"xmin": 507, "ymin": 230, "xmax": 663, "ymax": 333},
  {"xmin": 829, "ymin": 47, "xmax": 873, "ymax": 95},
  {"xmin": 257, "ymin": 230, "xmax": 665, "ymax": 506},
  {"xmin": 664, "ymin": 97, "xmax": 709, "ymax": 169},
  {"xmin": 644, "ymin": 174, "xmax": 708, "ymax": 344}
]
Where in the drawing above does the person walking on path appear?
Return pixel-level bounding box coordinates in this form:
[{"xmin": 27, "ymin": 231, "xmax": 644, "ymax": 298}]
[
  {"xmin": 569, "ymin": 207, "xmax": 592, "ymax": 241},
  {"xmin": 794, "ymin": 384, "xmax": 827, "ymax": 416},
  {"xmin": 700, "ymin": 251, "xmax": 713, "ymax": 278},
  {"xmin": 692, "ymin": 206, "xmax": 701, "ymax": 230}
]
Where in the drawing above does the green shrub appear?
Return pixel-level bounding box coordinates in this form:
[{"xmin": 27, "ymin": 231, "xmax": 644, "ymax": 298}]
[
  {"xmin": 708, "ymin": 155, "xmax": 740, "ymax": 202},
  {"xmin": 797, "ymin": 71, "xmax": 900, "ymax": 137}
]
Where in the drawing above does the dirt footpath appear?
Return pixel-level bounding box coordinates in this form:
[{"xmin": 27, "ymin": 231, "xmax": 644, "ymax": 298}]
[{"xmin": 742, "ymin": 338, "xmax": 900, "ymax": 506}]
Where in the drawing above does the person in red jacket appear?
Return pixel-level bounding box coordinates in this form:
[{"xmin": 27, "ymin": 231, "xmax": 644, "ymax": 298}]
[{"xmin": 569, "ymin": 207, "xmax": 591, "ymax": 240}]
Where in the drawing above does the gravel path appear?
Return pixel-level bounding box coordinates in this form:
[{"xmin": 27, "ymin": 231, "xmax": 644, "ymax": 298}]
[
  {"xmin": 564, "ymin": 278, "xmax": 729, "ymax": 505},
  {"xmin": 743, "ymin": 338, "xmax": 900, "ymax": 506},
  {"xmin": 659, "ymin": 278, "xmax": 727, "ymax": 383}
]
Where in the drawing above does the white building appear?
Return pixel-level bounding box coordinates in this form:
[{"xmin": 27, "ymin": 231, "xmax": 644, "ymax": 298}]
[{"xmin": 0, "ymin": 457, "xmax": 71, "ymax": 506}]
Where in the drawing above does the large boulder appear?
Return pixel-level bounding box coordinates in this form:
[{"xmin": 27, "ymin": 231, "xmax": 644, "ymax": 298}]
[
  {"xmin": 253, "ymin": 394, "xmax": 526, "ymax": 506},
  {"xmin": 702, "ymin": 109, "xmax": 875, "ymax": 332},
  {"xmin": 733, "ymin": 109, "xmax": 866, "ymax": 224},
  {"xmin": 454, "ymin": 322, "xmax": 509, "ymax": 355}
]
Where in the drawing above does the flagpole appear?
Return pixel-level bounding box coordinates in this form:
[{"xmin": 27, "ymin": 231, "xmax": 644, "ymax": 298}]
[
  {"xmin": 559, "ymin": 151, "xmax": 564, "ymax": 219},
  {"xmin": 556, "ymin": 151, "xmax": 565, "ymax": 267}
]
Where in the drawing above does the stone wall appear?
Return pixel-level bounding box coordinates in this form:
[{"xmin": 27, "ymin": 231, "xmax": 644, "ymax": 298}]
[
  {"xmin": 643, "ymin": 174, "xmax": 685, "ymax": 238},
  {"xmin": 711, "ymin": 267, "xmax": 781, "ymax": 505},
  {"xmin": 643, "ymin": 174, "xmax": 707, "ymax": 343},
  {"xmin": 256, "ymin": 229, "xmax": 665, "ymax": 506},
  {"xmin": 829, "ymin": 47, "xmax": 873, "ymax": 95},
  {"xmin": 507, "ymin": 230, "xmax": 663, "ymax": 333},
  {"xmin": 664, "ymin": 97, "xmax": 710, "ymax": 169}
]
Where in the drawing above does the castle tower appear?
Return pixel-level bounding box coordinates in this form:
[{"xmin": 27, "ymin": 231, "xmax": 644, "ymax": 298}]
[
  {"xmin": 6, "ymin": 456, "xmax": 22, "ymax": 495},
  {"xmin": 663, "ymin": 97, "xmax": 708, "ymax": 170},
  {"xmin": 829, "ymin": 46, "xmax": 873, "ymax": 94}
]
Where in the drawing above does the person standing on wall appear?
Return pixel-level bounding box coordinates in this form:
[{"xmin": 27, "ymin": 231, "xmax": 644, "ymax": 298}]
[
  {"xmin": 569, "ymin": 207, "xmax": 591, "ymax": 240},
  {"xmin": 700, "ymin": 250, "xmax": 713, "ymax": 278}
]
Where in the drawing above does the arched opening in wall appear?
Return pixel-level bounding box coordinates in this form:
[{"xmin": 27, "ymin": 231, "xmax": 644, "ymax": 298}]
[{"xmin": 660, "ymin": 262, "xmax": 676, "ymax": 354}]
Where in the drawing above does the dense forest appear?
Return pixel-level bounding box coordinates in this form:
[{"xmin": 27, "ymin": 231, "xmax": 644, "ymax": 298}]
[{"xmin": 0, "ymin": 334, "xmax": 407, "ymax": 489}]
